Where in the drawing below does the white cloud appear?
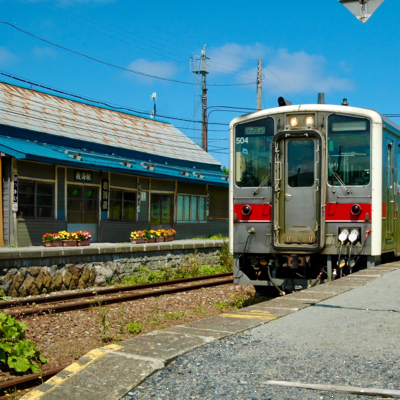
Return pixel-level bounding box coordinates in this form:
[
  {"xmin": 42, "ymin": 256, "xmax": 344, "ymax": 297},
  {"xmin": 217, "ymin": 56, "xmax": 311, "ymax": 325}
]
[
  {"xmin": 206, "ymin": 43, "xmax": 354, "ymax": 95},
  {"xmin": 124, "ymin": 59, "xmax": 179, "ymax": 83},
  {"xmin": 32, "ymin": 47, "xmax": 57, "ymax": 58},
  {"xmin": 260, "ymin": 49, "xmax": 354, "ymax": 94},
  {"xmin": 207, "ymin": 42, "xmax": 269, "ymax": 75},
  {"xmin": 0, "ymin": 47, "xmax": 16, "ymax": 66},
  {"xmin": 339, "ymin": 60, "xmax": 353, "ymax": 73}
]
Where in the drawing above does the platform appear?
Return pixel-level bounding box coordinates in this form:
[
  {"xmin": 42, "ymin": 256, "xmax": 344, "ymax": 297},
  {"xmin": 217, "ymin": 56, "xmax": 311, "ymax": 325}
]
[{"xmin": 22, "ymin": 262, "xmax": 400, "ymax": 400}]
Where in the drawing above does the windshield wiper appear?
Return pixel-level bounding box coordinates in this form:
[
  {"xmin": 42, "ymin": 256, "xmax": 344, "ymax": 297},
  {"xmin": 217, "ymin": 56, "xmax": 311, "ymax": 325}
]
[
  {"xmin": 253, "ymin": 175, "xmax": 271, "ymax": 195},
  {"xmin": 332, "ymin": 171, "xmax": 351, "ymax": 194}
]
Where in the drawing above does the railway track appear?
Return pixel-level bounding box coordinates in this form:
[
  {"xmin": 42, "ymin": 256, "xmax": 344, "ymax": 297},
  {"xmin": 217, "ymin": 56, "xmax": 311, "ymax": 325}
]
[{"xmin": 1, "ymin": 273, "xmax": 233, "ymax": 317}]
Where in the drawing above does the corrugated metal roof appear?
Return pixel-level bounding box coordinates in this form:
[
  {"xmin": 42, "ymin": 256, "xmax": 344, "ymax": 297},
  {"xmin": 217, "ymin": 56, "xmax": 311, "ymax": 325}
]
[
  {"xmin": 0, "ymin": 135, "xmax": 229, "ymax": 186},
  {"xmin": 0, "ymin": 82, "xmax": 221, "ymax": 167}
]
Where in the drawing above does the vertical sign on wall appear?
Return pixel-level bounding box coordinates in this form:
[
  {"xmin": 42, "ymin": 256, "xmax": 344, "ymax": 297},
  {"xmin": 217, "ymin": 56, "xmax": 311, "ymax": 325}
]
[
  {"xmin": 206, "ymin": 191, "xmax": 210, "ymax": 217},
  {"xmin": 101, "ymin": 179, "xmax": 109, "ymax": 211},
  {"xmin": 137, "ymin": 183, "xmax": 141, "ymax": 214},
  {"xmin": 12, "ymin": 175, "xmax": 18, "ymax": 212}
]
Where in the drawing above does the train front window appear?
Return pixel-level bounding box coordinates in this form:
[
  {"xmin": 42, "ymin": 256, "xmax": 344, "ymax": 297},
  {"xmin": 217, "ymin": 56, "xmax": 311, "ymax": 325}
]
[
  {"xmin": 235, "ymin": 117, "xmax": 274, "ymax": 188},
  {"xmin": 328, "ymin": 115, "xmax": 371, "ymax": 186}
]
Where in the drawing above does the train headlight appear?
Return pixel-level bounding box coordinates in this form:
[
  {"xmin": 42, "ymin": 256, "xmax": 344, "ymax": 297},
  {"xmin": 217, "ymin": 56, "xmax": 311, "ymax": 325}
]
[
  {"xmin": 304, "ymin": 115, "xmax": 314, "ymax": 126},
  {"xmin": 242, "ymin": 205, "xmax": 252, "ymax": 216},
  {"xmin": 338, "ymin": 229, "xmax": 349, "ymax": 243},
  {"xmin": 351, "ymin": 204, "xmax": 362, "ymax": 216},
  {"xmin": 289, "ymin": 117, "xmax": 298, "ymax": 127}
]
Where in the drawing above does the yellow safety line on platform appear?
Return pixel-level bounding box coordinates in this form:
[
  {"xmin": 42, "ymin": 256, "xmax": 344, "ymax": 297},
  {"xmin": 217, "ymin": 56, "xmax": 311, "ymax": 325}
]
[
  {"xmin": 21, "ymin": 344, "xmax": 123, "ymax": 400},
  {"xmin": 221, "ymin": 310, "xmax": 277, "ymax": 321}
]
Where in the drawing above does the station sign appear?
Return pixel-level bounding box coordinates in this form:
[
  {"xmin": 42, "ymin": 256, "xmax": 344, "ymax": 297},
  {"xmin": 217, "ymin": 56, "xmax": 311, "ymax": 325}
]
[{"xmin": 338, "ymin": 0, "xmax": 385, "ymax": 23}]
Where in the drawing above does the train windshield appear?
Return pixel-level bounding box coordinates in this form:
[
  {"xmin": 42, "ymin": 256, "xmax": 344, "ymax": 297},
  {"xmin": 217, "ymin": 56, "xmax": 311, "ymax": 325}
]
[
  {"xmin": 328, "ymin": 115, "xmax": 371, "ymax": 186},
  {"xmin": 235, "ymin": 117, "xmax": 274, "ymax": 188}
]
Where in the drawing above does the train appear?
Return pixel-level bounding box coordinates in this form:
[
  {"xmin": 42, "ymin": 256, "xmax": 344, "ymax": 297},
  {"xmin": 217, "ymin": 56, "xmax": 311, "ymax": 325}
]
[{"xmin": 229, "ymin": 96, "xmax": 400, "ymax": 293}]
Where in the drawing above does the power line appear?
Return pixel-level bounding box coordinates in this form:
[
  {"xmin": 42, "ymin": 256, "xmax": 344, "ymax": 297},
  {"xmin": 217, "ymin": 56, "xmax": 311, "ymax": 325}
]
[
  {"xmin": 0, "ymin": 21, "xmax": 255, "ymax": 87},
  {"xmin": 0, "ymin": 71, "xmax": 229, "ymax": 126}
]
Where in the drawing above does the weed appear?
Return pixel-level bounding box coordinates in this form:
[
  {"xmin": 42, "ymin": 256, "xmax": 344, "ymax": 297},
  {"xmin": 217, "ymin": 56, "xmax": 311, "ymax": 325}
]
[
  {"xmin": 126, "ymin": 321, "xmax": 142, "ymax": 334},
  {"xmin": 195, "ymin": 305, "xmax": 207, "ymax": 314},
  {"xmin": 0, "ymin": 313, "xmax": 47, "ymax": 373},
  {"xmin": 118, "ymin": 305, "xmax": 126, "ymax": 334},
  {"xmin": 164, "ymin": 310, "xmax": 185, "ymax": 319},
  {"xmin": 214, "ymin": 301, "xmax": 229, "ymax": 309},
  {"xmin": 99, "ymin": 307, "xmax": 111, "ymax": 342},
  {"xmin": 230, "ymin": 293, "xmax": 245, "ymax": 310}
]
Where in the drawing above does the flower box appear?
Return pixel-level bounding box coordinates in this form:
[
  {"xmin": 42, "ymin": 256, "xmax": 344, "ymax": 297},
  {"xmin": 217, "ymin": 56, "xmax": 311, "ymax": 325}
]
[
  {"xmin": 77, "ymin": 239, "xmax": 91, "ymax": 247},
  {"xmin": 165, "ymin": 236, "xmax": 175, "ymax": 242},
  {"xmin": 52, "ymin": 241, "xmax": 63, "ymax": 247},
  {"xmin": 156, "ymin": 237, "xmax": 165, "ymax": 242},
  {"xmin": 131, "ymin": 238, "xmax": 146, "ymax": 244},
  {"xmin": 62, "ymin": 240, "xmax": 77, "ymax": 247},
  {"xmin": 146, "ymin": 238, "xmax": 156, "ymax": 243},
  {"xmin": 43, "ymin": 242, "xmax": 52, "ymax": 247}
]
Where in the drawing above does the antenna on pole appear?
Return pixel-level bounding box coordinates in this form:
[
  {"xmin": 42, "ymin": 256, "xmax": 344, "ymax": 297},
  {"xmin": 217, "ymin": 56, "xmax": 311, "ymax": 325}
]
[
  {"xmin": 151, "ymin": 92, "xmax": 157, "ymax": 118},
  {"xmin": 257, "ymin": 59, "xmax": 263, "ymax": 111},
  {"xmin": 191, "ymin": 45, "xmax": 209, "ymax": 152}
]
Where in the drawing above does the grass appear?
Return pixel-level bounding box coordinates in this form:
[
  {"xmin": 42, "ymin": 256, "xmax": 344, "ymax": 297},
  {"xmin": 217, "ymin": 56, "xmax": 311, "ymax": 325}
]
[{"xmin": 110, "ymin": 241, "xmax": 233, "ymax": 287}]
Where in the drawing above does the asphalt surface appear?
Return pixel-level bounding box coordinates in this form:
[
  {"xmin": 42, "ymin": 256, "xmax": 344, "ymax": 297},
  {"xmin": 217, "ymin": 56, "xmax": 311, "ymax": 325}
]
[{"xmin": 123, "ymin": 269, "xmax": 400, "ymax": 400}]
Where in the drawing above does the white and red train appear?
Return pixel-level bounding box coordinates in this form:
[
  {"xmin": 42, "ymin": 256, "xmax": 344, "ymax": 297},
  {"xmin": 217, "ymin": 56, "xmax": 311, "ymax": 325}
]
[{"xmin": 229, "ymin": 98, "xmax": 400, "ymax": 291}]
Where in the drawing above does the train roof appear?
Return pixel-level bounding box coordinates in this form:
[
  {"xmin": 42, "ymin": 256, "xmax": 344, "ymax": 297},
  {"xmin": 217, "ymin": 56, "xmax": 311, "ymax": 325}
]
[{"xmin": 230, "ymin": 104, "xmax": 400, "ymax": 135}]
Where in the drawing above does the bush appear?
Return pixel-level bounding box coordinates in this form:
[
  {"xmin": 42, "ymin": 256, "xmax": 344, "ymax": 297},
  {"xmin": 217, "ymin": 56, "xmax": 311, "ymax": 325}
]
[
  {"xmin": 126, "ymin": 321, "xmax": 142, "ymax": 334},
  {"xmin": 0, "ymin": 313, "xmax": 47, "ymax": 373}
]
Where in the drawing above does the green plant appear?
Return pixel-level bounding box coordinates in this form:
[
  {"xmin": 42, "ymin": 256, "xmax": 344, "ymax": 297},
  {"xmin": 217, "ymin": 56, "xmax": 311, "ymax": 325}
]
[
  {"xmin": 214, "ymin": 301, "xmax": 229, "ymax": 309},
  {"xmin": 126, "ymin": 321, "xmax": 142, "ymax": 334},
  {"xmin": 99, "ymin": 307, "xmax": 111, "ymax": 342},
  {"xmin": 0, "ymin": 313, "xmax": 47, "ymax": 373},
  {"xmin": 118, "ymin": 305, "xmax": 126, "ymax": 334},
  {"xmin": 219, "ymin": 240, "xmax": 233, "ymax": 271},
  {"xmin": 195, "ymin": 305, "xmax": 207, "ymax": 314}
]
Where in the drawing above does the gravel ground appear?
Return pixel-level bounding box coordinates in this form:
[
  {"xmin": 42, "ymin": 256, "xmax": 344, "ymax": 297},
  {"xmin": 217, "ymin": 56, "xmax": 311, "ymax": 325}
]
[{"xmin": 123, "ymin": 270, "xmax": 400, "ymax": 400}]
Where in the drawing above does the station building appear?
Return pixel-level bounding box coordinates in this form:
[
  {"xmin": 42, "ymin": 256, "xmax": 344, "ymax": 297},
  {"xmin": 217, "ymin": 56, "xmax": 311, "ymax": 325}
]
[{"xmin": 0, "ymin": 81, "xmax": 229, "ymax": 247}]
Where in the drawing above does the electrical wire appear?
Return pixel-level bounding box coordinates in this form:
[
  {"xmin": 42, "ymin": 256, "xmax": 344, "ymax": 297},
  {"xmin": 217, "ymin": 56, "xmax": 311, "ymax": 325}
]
[
  {"xmin": 0, "ymin": 21, "xmax": 256, "ymax": 87},
  {"xmin": 0, "ymin": 73, "xmax": 229, "ymax": 126}
]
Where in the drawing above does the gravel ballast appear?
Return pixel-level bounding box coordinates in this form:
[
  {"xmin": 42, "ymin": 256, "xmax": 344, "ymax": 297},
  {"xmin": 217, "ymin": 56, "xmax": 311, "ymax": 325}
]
[{"xmin": 123, "ymin": 269, "xmax": 400, "ymax": 400}]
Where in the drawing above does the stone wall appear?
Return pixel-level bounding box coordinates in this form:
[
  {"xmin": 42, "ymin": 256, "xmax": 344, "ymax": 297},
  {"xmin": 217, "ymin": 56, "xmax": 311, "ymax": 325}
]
[{"xmin": 0, "ymin": 240, "xmax": 224, "ymax": 298}]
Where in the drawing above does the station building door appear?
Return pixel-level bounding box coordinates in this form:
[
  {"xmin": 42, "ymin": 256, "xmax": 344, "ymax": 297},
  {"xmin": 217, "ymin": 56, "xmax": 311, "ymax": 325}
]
[{"xmin": 67, "ymin": 184, "xmax": 99, "ymax": 241}]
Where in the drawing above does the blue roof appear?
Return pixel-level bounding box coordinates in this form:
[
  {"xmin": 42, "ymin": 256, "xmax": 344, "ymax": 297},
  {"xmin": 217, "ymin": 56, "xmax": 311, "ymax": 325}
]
[{"xmin": 0, "ymin": 135, "xmax": 229, "ymax": 187}]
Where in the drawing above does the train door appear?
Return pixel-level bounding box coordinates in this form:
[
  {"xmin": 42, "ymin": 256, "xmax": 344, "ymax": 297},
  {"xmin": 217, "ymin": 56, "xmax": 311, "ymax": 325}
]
[
  {"xmin": 396, "ymin": 144, "xmax": 400, "ymax": 254},
  {"xmin": 272, "ymin": 132, "xmax": 323, "ymax": 251},
  {"xmin": 386, "ymin": 140, "xmax": 395, "ymax": 250}
]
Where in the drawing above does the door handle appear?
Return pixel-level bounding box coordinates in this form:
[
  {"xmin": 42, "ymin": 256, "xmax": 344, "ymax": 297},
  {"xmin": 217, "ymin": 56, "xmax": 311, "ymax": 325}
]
[{"xmin": 285, "ymin": 194, "xmax": 292, "ymax": 199}]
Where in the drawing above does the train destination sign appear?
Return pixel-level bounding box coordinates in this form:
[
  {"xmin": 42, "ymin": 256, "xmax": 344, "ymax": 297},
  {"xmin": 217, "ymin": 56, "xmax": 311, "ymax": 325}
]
[{"xmin": 245, "ymin": 126, "xmax": 265, "ymax": 135}]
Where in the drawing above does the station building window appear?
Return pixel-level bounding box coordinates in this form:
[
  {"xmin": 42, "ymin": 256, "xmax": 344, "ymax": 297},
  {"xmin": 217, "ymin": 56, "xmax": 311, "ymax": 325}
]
[
  {"xmin": 67, "ymin": 185, "xmax": 98, "ymax": 223},
  {"xmin": 18, "ymin": 180, "xmax": 55, "ymax": 219},
  {"xmin": 150, "ymin": 194, "xmax": 172, "ymax": 225},
  {"xmin": 18, "ymin": 180, "xmax": 54, "ymax": 219},
  {"xmin": 109, "ymin": 189, "xmax": 136, "ymax": 221},
  {"xmin": 177, "ymin": 195, "xmax": 207, "ymax": 222}
]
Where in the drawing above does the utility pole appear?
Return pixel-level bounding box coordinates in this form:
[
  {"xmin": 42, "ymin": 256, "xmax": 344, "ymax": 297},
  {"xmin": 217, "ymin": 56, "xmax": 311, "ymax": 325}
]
[
  {"xmin": 257, "ymin": 58, "xmax": 263, "ymax": 111},
  {"xmin": 191, "ymin": 46, "xmax": 209, "ymax": 151}
]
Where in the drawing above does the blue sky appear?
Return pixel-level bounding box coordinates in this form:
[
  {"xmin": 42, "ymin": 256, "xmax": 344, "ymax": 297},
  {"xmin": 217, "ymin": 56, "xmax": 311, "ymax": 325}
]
[{"xmin": 1, "ymin": 0, "xmax": 399, "ymax": 168}]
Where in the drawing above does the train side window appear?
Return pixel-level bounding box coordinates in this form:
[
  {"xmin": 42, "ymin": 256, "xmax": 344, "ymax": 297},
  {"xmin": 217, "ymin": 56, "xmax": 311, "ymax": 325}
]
[
  {"xmin": 327, "ymin": 115, "xmax": 370, "ymax": 186},
  {"xmin": 234, "ymin": 117, "xmax": 274, "ymax": 188}
]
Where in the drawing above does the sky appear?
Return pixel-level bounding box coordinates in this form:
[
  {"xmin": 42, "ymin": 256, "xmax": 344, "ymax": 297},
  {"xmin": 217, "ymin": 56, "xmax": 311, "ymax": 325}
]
[{"xmin": 0, "ymin": 0, "xmax": 399, "ymax": 169}]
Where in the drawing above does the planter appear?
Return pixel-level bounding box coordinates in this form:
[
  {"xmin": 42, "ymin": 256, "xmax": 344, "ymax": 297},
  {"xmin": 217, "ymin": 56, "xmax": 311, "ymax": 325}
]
[
  {"xmin": 52, "ymin": 241, "xmax": 63, "ymax": 247},
  {"xmin": 77, "ymin": 239, "xmax": 91, "ymax": 247},
  {"xmin": 43, "ymin": 242, "xmax": 52, "ymax": 247},
  {"xmin": 156, "ymin": 237, "xmax": 165, "ymax": 242},
  {"xmin": 62, "ymin": 240, "xmax": 77, "ymax": 247},
  {"xmin": 131, "ymin": 238, "xmax": 146, "ymax": 244},
  {"xmin": 165, "ymin": 236, "xmax": 175, "ymax": 242},
  {"xmin": 146, "ymin": 238, "xmax": 156, "ymax": 243}
]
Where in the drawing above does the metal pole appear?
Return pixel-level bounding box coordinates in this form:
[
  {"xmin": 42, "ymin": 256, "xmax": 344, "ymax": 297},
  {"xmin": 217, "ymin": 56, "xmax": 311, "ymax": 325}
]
[
  {"xmin": 202, "ymin": 84, "xmax": 208, "ymax": 152},
  {"xmin": 0, "ymin": 154, "xmax": 3, "ymax": 247},
  {"xmin": 257, "ymin": 58, "xmax": 262, "ymax": 111}
]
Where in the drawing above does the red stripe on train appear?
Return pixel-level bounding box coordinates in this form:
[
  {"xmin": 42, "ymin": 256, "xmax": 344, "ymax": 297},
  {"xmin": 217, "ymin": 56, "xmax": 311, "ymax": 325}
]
[
  {"xmin": 234, "ymin": 204, "xmax": 271, "ymax": 222},
  {"xmin": 326, "ymin": 203, "xmax": 371, "ymax": 222}
]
